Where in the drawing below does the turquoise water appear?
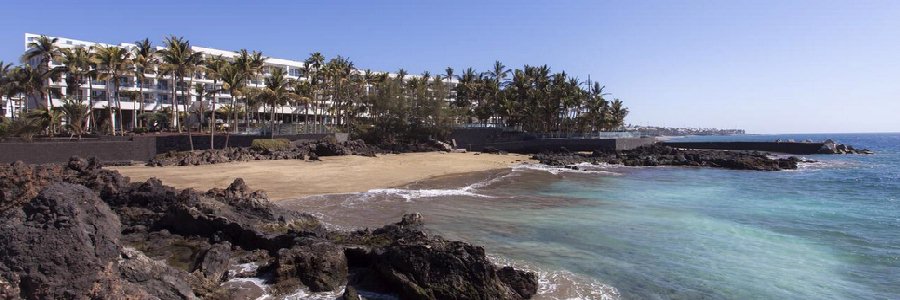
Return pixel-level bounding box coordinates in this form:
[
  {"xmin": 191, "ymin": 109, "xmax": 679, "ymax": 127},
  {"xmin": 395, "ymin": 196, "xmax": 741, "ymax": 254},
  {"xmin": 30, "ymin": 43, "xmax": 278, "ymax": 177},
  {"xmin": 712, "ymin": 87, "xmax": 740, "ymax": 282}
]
[{"xmin": 289, "ymin": 133, "xmax": 900, "ymax": 299}]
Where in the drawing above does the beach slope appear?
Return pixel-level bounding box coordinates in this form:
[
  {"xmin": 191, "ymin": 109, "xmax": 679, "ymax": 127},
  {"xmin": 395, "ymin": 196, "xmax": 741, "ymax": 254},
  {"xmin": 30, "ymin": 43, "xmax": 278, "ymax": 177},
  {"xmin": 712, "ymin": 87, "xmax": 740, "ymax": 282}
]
[{"xmin": 110, "ymin": 152, "xmax": 530, "ymax": 200}]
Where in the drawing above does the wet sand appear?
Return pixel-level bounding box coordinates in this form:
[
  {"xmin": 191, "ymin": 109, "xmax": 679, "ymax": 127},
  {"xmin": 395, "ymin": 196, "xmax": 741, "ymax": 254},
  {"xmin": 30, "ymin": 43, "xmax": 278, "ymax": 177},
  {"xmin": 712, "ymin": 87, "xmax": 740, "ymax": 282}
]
[{"xmin": 109, "ymin": 152, "xmax": 532, "ymax": 200}]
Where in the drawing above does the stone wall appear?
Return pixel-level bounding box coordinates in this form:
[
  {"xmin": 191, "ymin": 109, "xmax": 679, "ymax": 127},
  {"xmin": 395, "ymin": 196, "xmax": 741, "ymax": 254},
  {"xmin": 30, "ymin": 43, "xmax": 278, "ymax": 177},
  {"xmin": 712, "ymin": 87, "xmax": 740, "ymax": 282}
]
[
  {"xmin": 0, "ymin": 138, "xmax": 156, "ymax": 164},
  {"xmin": 449, "ymin": 128, "xmax": 656, "ymax": 153},
  {"xmin": 0, "ymin": 133, "xmax": 331, "ymax": 164},
  {"xmin": 661, "ymin": 141, "xmax": 825, "ymax": 155}
]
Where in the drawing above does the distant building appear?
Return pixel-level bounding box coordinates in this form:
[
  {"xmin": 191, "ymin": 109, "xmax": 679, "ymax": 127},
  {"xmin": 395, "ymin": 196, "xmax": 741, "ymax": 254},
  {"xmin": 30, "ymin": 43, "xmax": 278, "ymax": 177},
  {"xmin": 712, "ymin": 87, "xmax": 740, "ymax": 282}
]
[{"xmin": 18, "ymin": 33, "xmax": 458, "ymax": 128}]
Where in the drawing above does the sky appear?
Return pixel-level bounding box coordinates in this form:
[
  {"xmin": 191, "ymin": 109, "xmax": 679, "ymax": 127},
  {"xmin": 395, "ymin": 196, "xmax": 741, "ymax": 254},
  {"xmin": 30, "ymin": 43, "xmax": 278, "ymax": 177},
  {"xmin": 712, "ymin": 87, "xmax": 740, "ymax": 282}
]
[{"xmin": 1, "ymin": 0, "xmax": 898, "ymax": 134}]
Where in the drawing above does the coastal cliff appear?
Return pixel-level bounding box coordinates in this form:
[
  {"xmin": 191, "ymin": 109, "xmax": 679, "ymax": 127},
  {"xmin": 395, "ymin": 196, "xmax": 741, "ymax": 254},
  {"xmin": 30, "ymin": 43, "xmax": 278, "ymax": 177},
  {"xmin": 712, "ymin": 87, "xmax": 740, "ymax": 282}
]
[{"xmin": 0, "ymin": 157, "xmax": 537, "ymax": 299}]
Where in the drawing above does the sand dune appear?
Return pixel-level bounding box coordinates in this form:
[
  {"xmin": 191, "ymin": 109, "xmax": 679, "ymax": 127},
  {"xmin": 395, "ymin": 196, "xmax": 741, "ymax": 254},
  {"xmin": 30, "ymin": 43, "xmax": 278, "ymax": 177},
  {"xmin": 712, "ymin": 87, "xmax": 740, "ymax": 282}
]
[{"xmin": 109, "ymin": 152, "xmax": 532, "ymax": 200}]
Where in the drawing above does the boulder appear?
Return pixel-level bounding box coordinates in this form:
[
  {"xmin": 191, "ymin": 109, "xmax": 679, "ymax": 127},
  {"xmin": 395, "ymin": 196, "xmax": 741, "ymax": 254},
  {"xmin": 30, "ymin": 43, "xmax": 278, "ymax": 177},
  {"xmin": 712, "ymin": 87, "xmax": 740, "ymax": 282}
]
[
  {"xmin": 340, "ymin": 214, "xmax": 539, "ymax": 300},
  {"xmin": 191, "ymin": 242, "xmax": 233, "ymax": 290},
  {"xmin": 272, "ymin": 242, "xmax": 348, "ymax": 293},
  {"xmin": 0, "ymin": 183, "xmax": 132, "ymax": 299},
  {"xmin": 119, "ymin": 247, "xmax": 199, "ymax": 300}
]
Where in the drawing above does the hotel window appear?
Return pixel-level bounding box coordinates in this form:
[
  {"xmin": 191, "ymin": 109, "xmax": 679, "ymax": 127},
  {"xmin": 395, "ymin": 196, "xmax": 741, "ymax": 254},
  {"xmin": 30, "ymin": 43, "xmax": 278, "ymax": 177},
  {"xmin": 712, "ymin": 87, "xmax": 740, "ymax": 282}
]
[{"xmin": 157, "ymin": 94, "xmax": 168, "ymax": 102}]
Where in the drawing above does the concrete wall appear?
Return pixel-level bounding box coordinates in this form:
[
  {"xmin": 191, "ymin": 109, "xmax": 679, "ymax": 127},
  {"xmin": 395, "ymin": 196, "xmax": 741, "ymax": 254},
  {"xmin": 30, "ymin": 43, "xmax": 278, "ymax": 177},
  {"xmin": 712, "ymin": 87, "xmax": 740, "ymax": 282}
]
[
  {"xmin": 0, "ymin": 133, "xmax": 332, "ymax": 164},
  {"xmin": 450, "ymin": 128, "xmax": 656, "ymax": 153},
  {"xmin": 0, "ymin": 138, "xmax": 157, "ymax": 164},
  {"xmin": 662, "ymin": 141, "xmax": 825, "ymax": 155}
]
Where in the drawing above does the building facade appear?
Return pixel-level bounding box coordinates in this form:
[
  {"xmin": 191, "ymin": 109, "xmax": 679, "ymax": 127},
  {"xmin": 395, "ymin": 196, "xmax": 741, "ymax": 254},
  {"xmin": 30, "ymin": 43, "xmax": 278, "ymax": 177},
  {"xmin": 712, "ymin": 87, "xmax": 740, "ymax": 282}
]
[{"xmin": 19, "ymin": 33, "xmax": 457, "ymax": 130}]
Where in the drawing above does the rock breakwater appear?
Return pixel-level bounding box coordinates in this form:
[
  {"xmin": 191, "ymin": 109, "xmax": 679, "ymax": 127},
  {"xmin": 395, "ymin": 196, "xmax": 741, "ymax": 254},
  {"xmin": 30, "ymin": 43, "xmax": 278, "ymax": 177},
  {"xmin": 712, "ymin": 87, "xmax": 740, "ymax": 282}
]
[{"xmin": 532, "ymin": 144, "xmax": 809, "ymax": 171}]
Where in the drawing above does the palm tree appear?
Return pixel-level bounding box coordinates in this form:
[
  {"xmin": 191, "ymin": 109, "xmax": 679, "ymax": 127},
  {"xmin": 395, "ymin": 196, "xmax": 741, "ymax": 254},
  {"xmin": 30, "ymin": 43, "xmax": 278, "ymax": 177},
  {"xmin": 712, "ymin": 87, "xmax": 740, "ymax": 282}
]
[
  {"xmin": 92, "ymin": 45, "xmax": 133, "ymax": 135},
  {"xmin": 21, "ymin": 36, "xmax": 64, "ymax": 109},
  {"xmin": 292, "ymin": 80, "xmax": 313, "ymax": 132},
  {"xmin": 0, "ymin": 62, "xmax": 20, "ymax": 120},
  {"xmin": 132, "ymin": 38, "xmax": 156, "ymax": 128},
  {"xmin": 203, "ymin": 55, "xmax": 227, "ymax": 148},
  {"xmin": 13, "ymin": 65, "xmax": 60, "ymax": 123},
  {"xmin": 157, "ymin": 35, "xmax": 202, "ymax": 132},
  {"xmin": 218, "ymin": 63, "xmax": 245, "ymax": 137},
  {"xmin": 305, "ymin": 52, "xmax": 325, "ymax": 130},
  {"xmin": 60, "ymin": 97, "xmax": 89, "ymax": 140},
  {"xmin": 609, "ymin": 99, "xmax": 628, "ymax": 130},
  {"xmin": 585, "ymin": 82, "xmax": 609, "ymax": 132},
  {"xmin": 61, "ymin": 48, "xmax": 91, "ymax": 104},
  {"xmin": 234, "ymin": 49, "xmax": 266, "ymax": 133},
  {"xmin": 260, "ymin": 68, "xmax": 298, "ymax": 138}
]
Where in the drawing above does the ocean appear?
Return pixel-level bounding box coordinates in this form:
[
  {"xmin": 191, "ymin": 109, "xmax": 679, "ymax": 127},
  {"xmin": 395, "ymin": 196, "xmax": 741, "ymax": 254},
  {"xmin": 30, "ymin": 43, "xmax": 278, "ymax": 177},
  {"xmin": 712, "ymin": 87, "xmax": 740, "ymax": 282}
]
[{"xmin": 281, "ymin": 133, "xmax": 900, "ymax": 299}]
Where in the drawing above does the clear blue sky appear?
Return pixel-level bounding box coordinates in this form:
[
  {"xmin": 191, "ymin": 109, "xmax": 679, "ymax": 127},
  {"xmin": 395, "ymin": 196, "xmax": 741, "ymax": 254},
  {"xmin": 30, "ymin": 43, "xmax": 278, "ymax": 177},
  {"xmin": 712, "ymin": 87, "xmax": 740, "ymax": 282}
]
[{"xmin": 2, "ymin": 0, "xmax": 898, "ymax": 133}]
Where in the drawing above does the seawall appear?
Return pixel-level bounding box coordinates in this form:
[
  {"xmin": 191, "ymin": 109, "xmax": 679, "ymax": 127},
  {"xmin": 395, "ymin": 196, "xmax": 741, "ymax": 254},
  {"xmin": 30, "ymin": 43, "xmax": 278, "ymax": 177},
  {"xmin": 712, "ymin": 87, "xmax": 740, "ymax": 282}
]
[
  {"xmin": 661, "ymin": 141, "xmax": 825, "ymax": 155},
  {"xmin": 450, "ymin": 128, "xmax": 656, "ymax": 153},
  {"xmin": 0, "ymin": 133, "xmax": 333, "ymax": 164}
]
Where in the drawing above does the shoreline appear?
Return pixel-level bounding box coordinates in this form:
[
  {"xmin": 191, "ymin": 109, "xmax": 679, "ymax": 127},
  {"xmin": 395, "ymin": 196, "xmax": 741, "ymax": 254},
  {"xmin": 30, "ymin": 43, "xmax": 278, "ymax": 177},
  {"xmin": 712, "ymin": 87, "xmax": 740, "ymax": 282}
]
[{"xmin": 109, "ymin": 152, "xmax": 533, "ymax": 201}]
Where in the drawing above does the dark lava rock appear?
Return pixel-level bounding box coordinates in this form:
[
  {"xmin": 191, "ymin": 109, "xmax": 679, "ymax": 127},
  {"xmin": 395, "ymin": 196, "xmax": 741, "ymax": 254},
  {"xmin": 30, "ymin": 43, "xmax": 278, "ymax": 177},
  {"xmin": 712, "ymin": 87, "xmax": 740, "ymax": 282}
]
[
  {"xmin": 0, "ymin": 183, "xmax": 120, "ymax": 299},
  {"xmin": 271, "ymin": 242, "xmax": 348, "ymax": 293},
  {"xmin": 191, "ymin": 242, "xmax": 233, "ymax": 291},
  {"xmin": 536, "ymin": 144, "xmax": 807, "ymax": 171},
  {"xmin": 147, "ymin": 138, "xmax": 387, "ymax": 167},
  {"xmin": 0, "ymin": 183, "xmax": 156, "ymax": 299},
  {"xmin": 340, "ymin": 285, "xmax": 361, "ymax": 300},
  {"xmin": 0, "ymin": 158, "xmax": 539, "ymax": 300},
  {"xmin": 339, "ymin": 214, "xmax": 539, "ymax": 300},
  {"xmin": 119, "ymin": 247, "xmax": 199, "ymax": 300}
]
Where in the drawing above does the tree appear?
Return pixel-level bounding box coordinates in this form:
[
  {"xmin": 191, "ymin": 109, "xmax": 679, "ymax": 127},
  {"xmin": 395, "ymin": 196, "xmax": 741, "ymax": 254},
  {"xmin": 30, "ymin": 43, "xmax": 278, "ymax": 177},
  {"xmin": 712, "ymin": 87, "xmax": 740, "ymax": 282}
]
[
  {"xmin": 0, "ymin": 62, "xmax": 21, "ymax": 120},
  {"xmin": 12, "ymin": 65, "xmax": 62, "ymax": 128},
  {"xmin": 92, "ymin": 45, "xmax": 133, "ymax": 135},
  {"xmin": 304, "ymin": 52, "xmax": 325, "ymax": 129},
  {"xmin": 234, "ymin": 49, "xmax": 266, "ymax": 133},
  {"xmin": 132, "ymin": 38, "xmax": 156, "ymax": 128},
  {"xmin": 203, "ymin": 55, "xmax": 227, "ymax": 148},
  {"xmin": 584, "ymin": 82, "xmax": 610, "ymax": 132},
  {"xmin": 260, "ymin": 68, "xmax": 299, "ymax": 138},
  {"xmin": 157, "ymin": 35, "xmax": 202, "ymax": 132},
  {"xmin": 218, "ymin": 63, "xmax": 245, "ymax": 138},
  {"xmin": 60, "ymin": 97, "xmax": 89, "ymax": 139},
  {"xmin": 609, "ymin": 99, "xmax": 628, "ymax": 130},
  {"xmin": 21, "ymin": 35, "xmax": 64, "ymax": 109}
]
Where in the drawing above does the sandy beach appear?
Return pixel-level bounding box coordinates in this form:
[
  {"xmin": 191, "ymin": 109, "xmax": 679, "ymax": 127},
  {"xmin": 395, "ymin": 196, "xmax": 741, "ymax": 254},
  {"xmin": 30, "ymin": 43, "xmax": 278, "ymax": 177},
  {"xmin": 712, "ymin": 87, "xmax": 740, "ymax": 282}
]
[{"xmin": 109, "ymin": 152, "xmax": 532, "ymax": 200}]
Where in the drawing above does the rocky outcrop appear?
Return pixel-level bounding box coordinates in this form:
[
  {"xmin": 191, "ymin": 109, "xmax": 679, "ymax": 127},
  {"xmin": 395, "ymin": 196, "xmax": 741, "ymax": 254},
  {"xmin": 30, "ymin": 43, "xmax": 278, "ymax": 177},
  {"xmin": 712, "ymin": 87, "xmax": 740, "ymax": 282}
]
[
  {"xmin": 335, "ymin": 213, "xmax": 538, "ymax": 300},
  {"xmin": 0, "ymin": 183, "xmax": 131, "ymax": 299},
  {"xmin": 817, "ymin": 139, "xmax": 874, "ymax": 154},
  {"xmin": 0, "ymin": 158, "xmax": 539, "ymax": 299},
  {"xmin": 532, "ymin": 144, "xmax": 808, "ymax": 171},
  {"xmin": 147, "ymin": 138, "xmax": 385, "ymax": 167},
  {"xmin": 271, "ymin": 242, "xmax": 348, "ymax": 293}
]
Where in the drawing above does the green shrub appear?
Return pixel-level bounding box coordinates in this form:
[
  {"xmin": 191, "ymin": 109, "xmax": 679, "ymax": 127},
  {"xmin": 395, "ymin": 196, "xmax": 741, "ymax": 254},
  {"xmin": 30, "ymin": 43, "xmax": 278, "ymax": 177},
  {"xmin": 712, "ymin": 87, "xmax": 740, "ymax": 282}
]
[
  {"xmin": 0, "ymin": 117, "xmax": 8, "ymax": 137},
  {"xmin": 251, "ymin": 139, "xmax": 292, "ymax": 152}
]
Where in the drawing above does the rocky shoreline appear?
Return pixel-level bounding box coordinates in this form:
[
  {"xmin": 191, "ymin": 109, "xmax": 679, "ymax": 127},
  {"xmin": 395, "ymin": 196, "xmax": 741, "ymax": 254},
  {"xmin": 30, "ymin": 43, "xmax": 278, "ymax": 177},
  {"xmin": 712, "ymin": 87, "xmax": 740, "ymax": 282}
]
[
  {"xmin": 531, "ymin": 144, "xmax": 811, "ymax": 171},
  {"xmin": 147, "ymin": 139, "xmax": 444, "ymax": 167},
  {"xmin": 0, "ymin": 157, "xmax": 537, "ymax": 299}
]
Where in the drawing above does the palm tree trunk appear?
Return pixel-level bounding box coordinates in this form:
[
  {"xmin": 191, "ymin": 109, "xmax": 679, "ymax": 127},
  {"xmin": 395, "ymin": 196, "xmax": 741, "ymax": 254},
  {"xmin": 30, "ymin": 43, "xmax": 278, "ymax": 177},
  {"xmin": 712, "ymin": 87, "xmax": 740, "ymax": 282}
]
[
  {"xmin": 210, "ymin": 80, "xmax": 217, "ymax": 149},
  {"xmin": 87, "ymin": 80, "xmax": 94, "ymax": 133},
  {"xmin": 171, "ymin": 77, "xmax": 178, "ymax": 132},
  {"xmin": 232, "ymin": 95, "xmax": 238, "ymax": 134},
  {"xmin": 114, "ymin": 80, "xmax": 123, "ymax": 134},
  {"xmin": 138, "ymin": 78, "xmax": 144, "ymax": 128},
  {"xmin": 270, "ymin": 104, "xmax": 276, "ymax": 139},
  {"xmin": 304, "ymin": 104, "xmax": 309, "ymax": 134},
  {"xmin": 187, "ymin": 76, "xmax": 195, "ymax": 133}
]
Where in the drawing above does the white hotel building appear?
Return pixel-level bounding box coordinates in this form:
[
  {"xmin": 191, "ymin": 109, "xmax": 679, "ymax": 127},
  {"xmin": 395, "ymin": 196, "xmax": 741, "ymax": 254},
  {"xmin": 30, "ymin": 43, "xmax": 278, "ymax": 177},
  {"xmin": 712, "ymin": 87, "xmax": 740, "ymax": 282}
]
[{"xmin": 12, "ymin": 33, "xmax": 456, "ymax": 129}]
